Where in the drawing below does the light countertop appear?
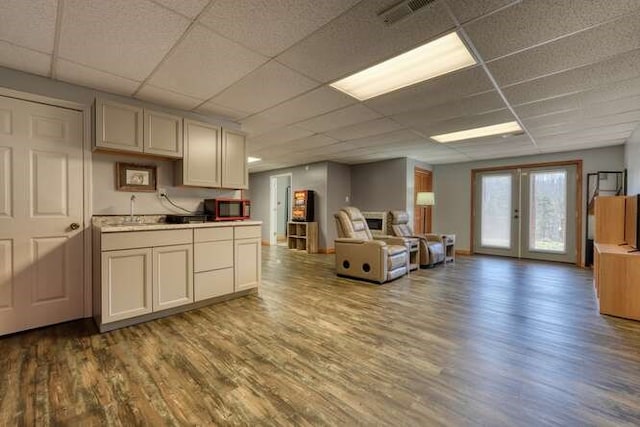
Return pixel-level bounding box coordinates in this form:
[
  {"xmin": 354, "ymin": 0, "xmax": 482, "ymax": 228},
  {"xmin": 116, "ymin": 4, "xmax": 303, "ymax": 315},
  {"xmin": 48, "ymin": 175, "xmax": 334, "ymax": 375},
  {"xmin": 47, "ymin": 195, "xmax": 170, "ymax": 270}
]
[{"xmin": 96, "ymin": 220, "xmax": 262, "ymax": 233}]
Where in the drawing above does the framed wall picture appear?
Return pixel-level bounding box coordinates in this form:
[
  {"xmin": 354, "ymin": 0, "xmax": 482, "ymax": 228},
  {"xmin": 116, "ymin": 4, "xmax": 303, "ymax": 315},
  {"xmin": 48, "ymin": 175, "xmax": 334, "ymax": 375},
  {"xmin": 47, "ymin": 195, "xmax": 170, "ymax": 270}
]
[{"xmin": 116, "ymin": 162, "xmax": 157, "ymax": 192}]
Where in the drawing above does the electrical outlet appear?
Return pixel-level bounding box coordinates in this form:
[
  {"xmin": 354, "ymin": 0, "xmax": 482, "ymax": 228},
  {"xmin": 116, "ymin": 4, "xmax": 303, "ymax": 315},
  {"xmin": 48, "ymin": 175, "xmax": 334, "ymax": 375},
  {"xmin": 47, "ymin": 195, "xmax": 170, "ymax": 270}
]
[{"xmin": 158, "ymin": 188, "xmax": 167, "ymax": 198}]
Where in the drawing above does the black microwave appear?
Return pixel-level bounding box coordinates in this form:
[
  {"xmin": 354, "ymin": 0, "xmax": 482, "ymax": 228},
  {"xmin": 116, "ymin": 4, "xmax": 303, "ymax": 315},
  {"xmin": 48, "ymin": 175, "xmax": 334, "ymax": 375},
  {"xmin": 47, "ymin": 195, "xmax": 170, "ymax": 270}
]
[{"xmin": 204, "ymin": 199, "xmax": 250, "ymax": 221}]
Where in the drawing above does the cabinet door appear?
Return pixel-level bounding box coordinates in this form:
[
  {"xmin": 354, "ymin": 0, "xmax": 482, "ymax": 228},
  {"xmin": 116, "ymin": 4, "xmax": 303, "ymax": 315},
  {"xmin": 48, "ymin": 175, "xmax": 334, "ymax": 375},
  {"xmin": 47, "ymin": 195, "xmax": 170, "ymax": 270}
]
[
  {"xmin": 95, "ymin": 98, "xmax": 143, "ymax": 152},
  {"xmin": 177, "ymin": 119, "xmax": 221, "ymax": 187},
  {"xmin": 221, "ymin": 129, "xmax": 248, "ymax": 189},
  {"xmin": 234, "ymin": 238, "xmax": 261, "ymax": 291},
  {"xmin": 101, "ymin": 248, "xmax": 152, "ymax": 323},
  {"xmin": 152, "ymin": 244, "xmax": 193, "ymax": 311},
  {"xmin": 143, "ymin": 110, "xmax": 183, "ymax": 158}
]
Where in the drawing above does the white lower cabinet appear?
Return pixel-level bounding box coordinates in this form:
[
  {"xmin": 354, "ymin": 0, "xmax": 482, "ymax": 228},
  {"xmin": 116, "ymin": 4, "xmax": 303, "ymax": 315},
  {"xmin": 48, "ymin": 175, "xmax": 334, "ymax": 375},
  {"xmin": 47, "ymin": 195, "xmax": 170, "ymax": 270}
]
[
  {"xmin": 234, "ymin": 226, "xmax": 261, "ymax": 291},
  {"xmin": 101, "ymin": 248, "xmax": 153, "ymax": 323},
  {"xmin": 153, "ymin": 244, "xmax": 193, "ymax": 311},
  {"xmin": 96, "ymin": 224, "xmax": 261, "ymax": 331}
]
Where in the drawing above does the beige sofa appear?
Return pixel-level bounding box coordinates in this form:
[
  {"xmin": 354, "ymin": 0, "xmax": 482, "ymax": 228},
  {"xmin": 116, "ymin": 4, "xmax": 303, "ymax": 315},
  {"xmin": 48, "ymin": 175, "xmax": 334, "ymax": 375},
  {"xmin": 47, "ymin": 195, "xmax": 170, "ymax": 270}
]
[
  {"xmin": 334, "ymin": 207, "xmax": 409, "ymax": 283},
  {"xmin": 388, "ymin": 211, "xmax": 445, "ymax": 268}
]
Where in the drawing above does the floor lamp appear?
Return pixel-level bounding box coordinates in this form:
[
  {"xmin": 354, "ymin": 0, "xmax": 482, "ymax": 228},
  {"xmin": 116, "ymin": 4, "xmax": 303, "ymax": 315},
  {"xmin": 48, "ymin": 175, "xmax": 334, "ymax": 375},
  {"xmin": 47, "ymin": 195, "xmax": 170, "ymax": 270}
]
[{"xmin": 416, "ymin": 192, "xmax": 435, "ymax": 234}]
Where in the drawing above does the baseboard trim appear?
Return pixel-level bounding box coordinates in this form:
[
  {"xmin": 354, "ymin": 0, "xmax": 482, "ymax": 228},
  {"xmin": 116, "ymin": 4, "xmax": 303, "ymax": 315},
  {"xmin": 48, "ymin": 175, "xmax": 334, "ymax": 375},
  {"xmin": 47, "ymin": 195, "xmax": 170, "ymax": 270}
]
[
  {"xmin": 319, "ymin": 248, "xmax": 335, "ymax": 254},
  {"xmin": 456, "ymin": 249, "xmax": 472, "ymax": 256},
  {"xmin": 262, "ymin": 240, "xmax": 270, "ymax": 246}
]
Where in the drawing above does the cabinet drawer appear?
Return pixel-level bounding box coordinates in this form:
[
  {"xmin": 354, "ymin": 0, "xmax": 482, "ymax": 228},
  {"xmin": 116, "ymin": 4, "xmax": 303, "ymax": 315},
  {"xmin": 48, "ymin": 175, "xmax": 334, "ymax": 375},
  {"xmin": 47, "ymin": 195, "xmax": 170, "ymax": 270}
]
[
  {"xmin": 234, "ymin": 225, "xmax": 261, "ymax": 239},
  {"xmin": 194, "ymin": 227, "xmax": 233, "ymax": 243},
  {"xmin": 194, "ymin": 241, "xmax": 233, "ymax": 272},
  {"xmin": 194, "ymin": 268, "xmax": 234, "ymax": 301},
  {"xmin": 102, "ymin": 229, "xmax": 192, "ymax": 251}
]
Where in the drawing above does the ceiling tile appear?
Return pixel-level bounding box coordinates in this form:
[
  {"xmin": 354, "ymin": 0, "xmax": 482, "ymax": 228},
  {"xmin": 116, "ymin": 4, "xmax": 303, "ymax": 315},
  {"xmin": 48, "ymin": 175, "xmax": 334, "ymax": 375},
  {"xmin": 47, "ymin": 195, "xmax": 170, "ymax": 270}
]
[
  {"xmin": 59, "ymin": 0, "xmax": 190, "ymax": 80},
  {"xmin": 523, "ymin": 102, "xmax": 640, "ymax": 131},
  {"xmin": 296, "ymin": 104, "xmax": 382, "ymax": 133},
  {"xmin": 243, "ymin": 86, "xmax": 356, "ymax": 129},
  {"xmin": 56, "ymin": 59, "xmax": 140, "ymax": 96},
  {"xmin": 324, "ymin": 118, "xmax": 405, "ymax": 141},
  {"xmin": 208, "ymin": 61, "xmax": 319, "ymax": 116},
  {"xmin": 277, "ymin": 0, "xmax": 455, "ymax": 83},
  {"xmin": 365, "ymin": 66, "xmax": 493, "ymax": 115},
  {"xmin": 447, "ymin": 0, "xmax": 518, "ymax": 24},
  {"xmin": 466, "ymin": 0, "xmax": 640, "ymax": 60},
  {"xmin": 0, "ymin": 41, "xmax": 51, "ymax": 77},
  {"xmin": 152, "ymin": 0, "xmax": 208, "ymax": 18},
  {"xmin": 502, "ymin": 48, "xmax": 640, "ymax": 105},
  {"xmin": 195, "ymin": 100, "xmax": 250, "ymax": 120},
  {"xmin": 149, "ymin": 24, "xmax": 268, "ymax": 99},
  {"xmin": 514, "ymin": 77, "xmax": 640, "ymax": 118},
  {"xmin": 0, "ymin": 0, "xmax": 57, "ymax": 53},
  {"xmin": 488, "ymin": 11, "xmax": 640, "ymax": 87},
  {"xmin": 136, "ymin": 84, "xmax": 205, "ymax": 110},
  {"xmin": 247, "ymin": 126, "xmax": 314, "ymax": 149},
  {"xmin": 199, "ymin": 0, "xmax": 360, "ymax": 57},
  {"xmin": 240, "ymin": 114, "xmax": 284, "ymax": 136},
  {"xmin": 391, "ymin": 91, "xmax": 506, "ymax": 128}
]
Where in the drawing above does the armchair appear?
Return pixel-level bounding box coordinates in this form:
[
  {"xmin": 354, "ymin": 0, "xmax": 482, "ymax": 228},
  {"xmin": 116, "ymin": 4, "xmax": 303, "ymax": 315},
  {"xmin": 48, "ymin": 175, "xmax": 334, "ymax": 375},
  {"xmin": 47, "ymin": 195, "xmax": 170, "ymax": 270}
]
[
  {"xmin": 388, "ymin": 211, "xmax": 445, "ymax": 268},
  {"xmin": 334, "ymin": 207, "xmax": 409, "ymax": 283}
]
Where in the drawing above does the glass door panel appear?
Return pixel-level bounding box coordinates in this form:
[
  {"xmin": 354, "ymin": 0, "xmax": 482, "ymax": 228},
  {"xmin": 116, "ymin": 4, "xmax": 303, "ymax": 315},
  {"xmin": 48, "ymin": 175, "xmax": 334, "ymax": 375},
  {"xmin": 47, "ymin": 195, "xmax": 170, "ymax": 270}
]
[
  {"xmin": 481, "ymin": 174, "xmax": 513, "ymax": 248},
  {"xmin": 528, "ymin": 170, "xmax": 567, "ymax": 253}
]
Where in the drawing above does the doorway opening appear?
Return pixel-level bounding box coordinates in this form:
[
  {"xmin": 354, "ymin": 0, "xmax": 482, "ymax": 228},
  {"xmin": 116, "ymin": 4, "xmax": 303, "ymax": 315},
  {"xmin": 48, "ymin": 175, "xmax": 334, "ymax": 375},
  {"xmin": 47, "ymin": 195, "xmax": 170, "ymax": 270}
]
[
  {"xmin": 471, "ymin": 160, "xmax": 582, "ymax": 265},
  {"xmin": 269, "ymin": 173, "xmax": 292, "ymax": 246}
]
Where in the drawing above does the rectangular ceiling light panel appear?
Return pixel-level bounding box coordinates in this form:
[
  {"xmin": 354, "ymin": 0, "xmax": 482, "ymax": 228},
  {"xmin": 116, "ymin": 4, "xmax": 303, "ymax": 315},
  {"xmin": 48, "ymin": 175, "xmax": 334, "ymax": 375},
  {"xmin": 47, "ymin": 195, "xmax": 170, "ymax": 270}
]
[
  {"xmin": 431, "ymin": 121, "xmax": 523, "ymax": 143},
  {"xmin": 247, "ymin": 156, "xmax": 262, "ymax": 163},
  {"xmin": 330, "ymin": 32, "xmax": 476, "ymax": 101}
]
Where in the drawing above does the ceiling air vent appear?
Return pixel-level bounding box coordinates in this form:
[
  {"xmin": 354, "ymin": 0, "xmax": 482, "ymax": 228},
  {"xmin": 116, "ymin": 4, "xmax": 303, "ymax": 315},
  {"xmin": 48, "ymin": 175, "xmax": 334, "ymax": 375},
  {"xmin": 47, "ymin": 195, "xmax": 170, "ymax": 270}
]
[{"xmin": 379, "ymin": 0, "xmax": 436, "ymax": 26}]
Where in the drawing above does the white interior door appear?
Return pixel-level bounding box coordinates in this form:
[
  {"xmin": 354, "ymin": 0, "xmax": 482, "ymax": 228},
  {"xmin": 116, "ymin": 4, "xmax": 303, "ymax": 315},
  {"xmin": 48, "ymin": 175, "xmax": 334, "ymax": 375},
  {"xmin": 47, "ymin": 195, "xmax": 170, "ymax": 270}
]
[
  {"xmin": 0, "ymin": 95, "xmax": 84, "ymax": 335},
  {"xmin": 475, "ymin": 166, "xmax": 577, "ymax": 263}
]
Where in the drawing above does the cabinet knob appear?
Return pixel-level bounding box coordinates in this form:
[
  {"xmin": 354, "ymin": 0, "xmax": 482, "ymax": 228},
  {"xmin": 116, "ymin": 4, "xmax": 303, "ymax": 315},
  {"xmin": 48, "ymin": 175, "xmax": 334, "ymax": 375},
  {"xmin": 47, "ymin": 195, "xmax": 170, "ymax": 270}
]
[{"xmin": 70, "ymin": 222, "xmax": 80, "ymax": 231}]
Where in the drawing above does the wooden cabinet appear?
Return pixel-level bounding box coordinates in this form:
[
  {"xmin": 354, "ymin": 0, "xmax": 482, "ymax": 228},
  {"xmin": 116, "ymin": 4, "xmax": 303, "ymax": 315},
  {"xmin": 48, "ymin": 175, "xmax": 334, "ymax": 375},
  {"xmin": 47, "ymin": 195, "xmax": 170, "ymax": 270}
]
[
  {"xmin": 594, "ymin": 196, "xmax": 626, "ymax": 244},
  {"xmin": 95, "ymin": 98, "xmax": 182, "ymax": 158},
  {"xmin": 152, "ymin": 244, "xmax": 193, "ymax": 311},
  {"xmin": 193, "ymin": 227, "xmax": 234, "ymax": 301},
  {"xmin": 95, "ymin": 99, "xmax": 143, "ymax": 152},
  {"xmin": 101, "ymin": 248, "xmax": 152, "ymax": 323},
  {"xmin": 287, "ymin": 222, "xmax": 318, "ymax": 253},
  {"xmin": 144, "ymin": 110, "xmax": 183, "ymax": 158},
  {"xmin": 222, "ymin": 129, "xmax": 248, "ymax": 189},
  {"xmin": 176, "ymin": 119, "xmax": 222, "ymax": 188},
  {"xmin": 594, "ymin": 244, "xmax": 640, "ymax": 321},
  {"xmin": 234, "ymin": 226, "xmax": 261, "ymax": 291}
]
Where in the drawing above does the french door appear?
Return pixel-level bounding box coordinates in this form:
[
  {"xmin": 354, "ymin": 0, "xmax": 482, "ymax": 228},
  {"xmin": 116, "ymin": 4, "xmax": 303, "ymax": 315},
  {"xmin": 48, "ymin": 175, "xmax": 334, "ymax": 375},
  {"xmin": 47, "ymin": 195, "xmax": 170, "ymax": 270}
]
[{"xmin": 474, "ymin": 165, "xmax": 577, "ymax": 263}]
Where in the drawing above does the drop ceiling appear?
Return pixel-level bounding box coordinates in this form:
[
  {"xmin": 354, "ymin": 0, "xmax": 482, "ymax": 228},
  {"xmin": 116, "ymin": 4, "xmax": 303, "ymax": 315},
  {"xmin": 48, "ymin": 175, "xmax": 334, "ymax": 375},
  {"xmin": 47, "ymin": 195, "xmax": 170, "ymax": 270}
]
[{"xmin": 2, "ymin": 0, "xmax": 640, "ymax": 173}]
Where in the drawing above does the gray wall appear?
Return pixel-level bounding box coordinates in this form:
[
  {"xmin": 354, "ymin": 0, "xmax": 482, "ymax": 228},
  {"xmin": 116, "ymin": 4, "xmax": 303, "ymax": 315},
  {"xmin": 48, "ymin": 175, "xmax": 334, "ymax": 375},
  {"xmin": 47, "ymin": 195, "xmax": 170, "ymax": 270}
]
[
  {"xmin": 326, "ymin": 162, "xmax": 352, "ymax": 245},
  {"xmin": 249, "ymin": 162, "xmax": 329, "ymax": 248},
  {"xmin": 626, "ymin": 125, "xmax": 640, "ymax": 194},
  {"xmin": 433, "ymin": 145, "xmax": 626, "ymax": 262},
  {"xmin": 92, "ymin": 152, "xmax": 237, "ymax": 215},
  {"xmin": 351, "ymin": 158, "xmax": 408, "ymax": 212},
  {"xmin": 1, "ymin": 66, "xmax": 241, "ymax": 216}
]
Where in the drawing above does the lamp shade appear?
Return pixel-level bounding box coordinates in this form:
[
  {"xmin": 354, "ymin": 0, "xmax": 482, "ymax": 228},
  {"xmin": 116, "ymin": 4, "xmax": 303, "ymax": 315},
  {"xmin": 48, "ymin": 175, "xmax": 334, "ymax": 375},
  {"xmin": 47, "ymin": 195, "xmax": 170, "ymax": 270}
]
[{"xmin": 416, "ymin": 192, "xmax": 435, "ymax": 206}]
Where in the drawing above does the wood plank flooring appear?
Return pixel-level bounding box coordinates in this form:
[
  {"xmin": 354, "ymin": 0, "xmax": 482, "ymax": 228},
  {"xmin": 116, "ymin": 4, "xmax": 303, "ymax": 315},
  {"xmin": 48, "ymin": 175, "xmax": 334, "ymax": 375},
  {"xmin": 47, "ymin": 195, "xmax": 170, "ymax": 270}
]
[{"xmin": 2, "ymin": 247, "xmax": 640, "ymax": 425}]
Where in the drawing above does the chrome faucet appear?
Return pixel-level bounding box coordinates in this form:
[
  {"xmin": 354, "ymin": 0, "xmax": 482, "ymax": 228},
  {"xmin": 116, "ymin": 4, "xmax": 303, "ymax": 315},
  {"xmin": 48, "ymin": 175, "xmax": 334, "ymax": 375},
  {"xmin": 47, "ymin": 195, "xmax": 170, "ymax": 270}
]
[{"xmin": 129, "ymin": 194, "xmax": 136, "ymax": 223}]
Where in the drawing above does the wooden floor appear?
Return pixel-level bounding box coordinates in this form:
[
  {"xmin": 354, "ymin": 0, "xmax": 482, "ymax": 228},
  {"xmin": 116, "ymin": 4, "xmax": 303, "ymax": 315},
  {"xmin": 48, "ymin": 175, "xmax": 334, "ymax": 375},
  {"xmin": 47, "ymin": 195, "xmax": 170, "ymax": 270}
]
[{"xmin": 2, "ymin": 247, "xmax": 640, "ymax": 425}]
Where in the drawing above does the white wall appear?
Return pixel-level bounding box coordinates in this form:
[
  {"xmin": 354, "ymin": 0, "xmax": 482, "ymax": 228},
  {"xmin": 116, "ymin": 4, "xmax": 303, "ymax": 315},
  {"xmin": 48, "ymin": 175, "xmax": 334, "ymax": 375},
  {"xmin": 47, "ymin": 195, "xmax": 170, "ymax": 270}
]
[
  {"xmin": 433, "ymin": 145, "xmax": 625, "ymax": 263},
  {"xmin": 626, "ymin": 125, "xmax": 640, "ymax": 194}
]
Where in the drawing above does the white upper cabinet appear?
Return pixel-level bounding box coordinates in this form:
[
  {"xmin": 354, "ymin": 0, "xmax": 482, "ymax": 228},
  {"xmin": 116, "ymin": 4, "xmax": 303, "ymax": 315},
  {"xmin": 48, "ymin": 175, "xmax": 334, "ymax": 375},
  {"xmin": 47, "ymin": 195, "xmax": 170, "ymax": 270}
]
[
  {"xmin": 95, "ymin": 99, "xmax": 144, "ymax": 152},
  {"xmin": 221, "ymin": 129, "xmax": 248, "ymax": 190},
  {"xmin": 176, "ymin": 119, "xmax": 222, "ymax": 188},
  {"xmin": 95, "ymin": 98, "xmax": 182, "ymax": 158},
  {"xmin": 143, "ymin": 110, "xmax": 183, "ymax": 158}
]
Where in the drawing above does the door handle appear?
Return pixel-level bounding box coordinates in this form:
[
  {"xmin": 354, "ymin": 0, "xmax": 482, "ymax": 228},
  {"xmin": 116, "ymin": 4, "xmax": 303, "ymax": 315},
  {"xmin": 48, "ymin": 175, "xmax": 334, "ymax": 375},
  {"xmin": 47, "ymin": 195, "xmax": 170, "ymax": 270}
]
[{"xmin": 69, "ymin": 222, "xmax": 80, "ymax": 231}]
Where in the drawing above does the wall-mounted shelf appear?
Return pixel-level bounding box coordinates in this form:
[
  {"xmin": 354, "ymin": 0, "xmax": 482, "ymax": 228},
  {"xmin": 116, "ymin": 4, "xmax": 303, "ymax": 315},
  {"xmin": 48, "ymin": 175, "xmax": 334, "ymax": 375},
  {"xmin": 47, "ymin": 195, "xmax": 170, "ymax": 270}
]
[{"xmin": 287, "ymin": 222, "xmax": 318, "ymax": 254}]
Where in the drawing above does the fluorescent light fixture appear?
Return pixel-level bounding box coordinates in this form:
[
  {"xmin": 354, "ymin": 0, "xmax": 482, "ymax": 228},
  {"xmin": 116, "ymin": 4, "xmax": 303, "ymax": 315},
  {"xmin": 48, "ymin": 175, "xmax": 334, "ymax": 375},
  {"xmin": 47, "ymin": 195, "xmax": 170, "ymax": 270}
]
[
  {"xmin": 431, "ymin": 121, "xmax": 523, "ymax": 143},
  {"xmin": 247, "ymin": 156, "xmax": 262, "ymax": 163},
  {"xmin": 330, "ymin": 32, "xmax": 476, "ymax": 101}
]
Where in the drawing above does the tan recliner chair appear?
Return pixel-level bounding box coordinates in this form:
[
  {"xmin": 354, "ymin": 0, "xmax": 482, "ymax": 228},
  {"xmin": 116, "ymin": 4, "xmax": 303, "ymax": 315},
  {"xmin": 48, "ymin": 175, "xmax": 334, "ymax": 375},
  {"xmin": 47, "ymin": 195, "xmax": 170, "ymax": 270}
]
[
  {"xmin": 334, "ymin": 207, "xmax": 409, "ymax": 283},
  {"xmin": 388, "ymin": 211, "xmax": 445, "ymax": 268}
]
